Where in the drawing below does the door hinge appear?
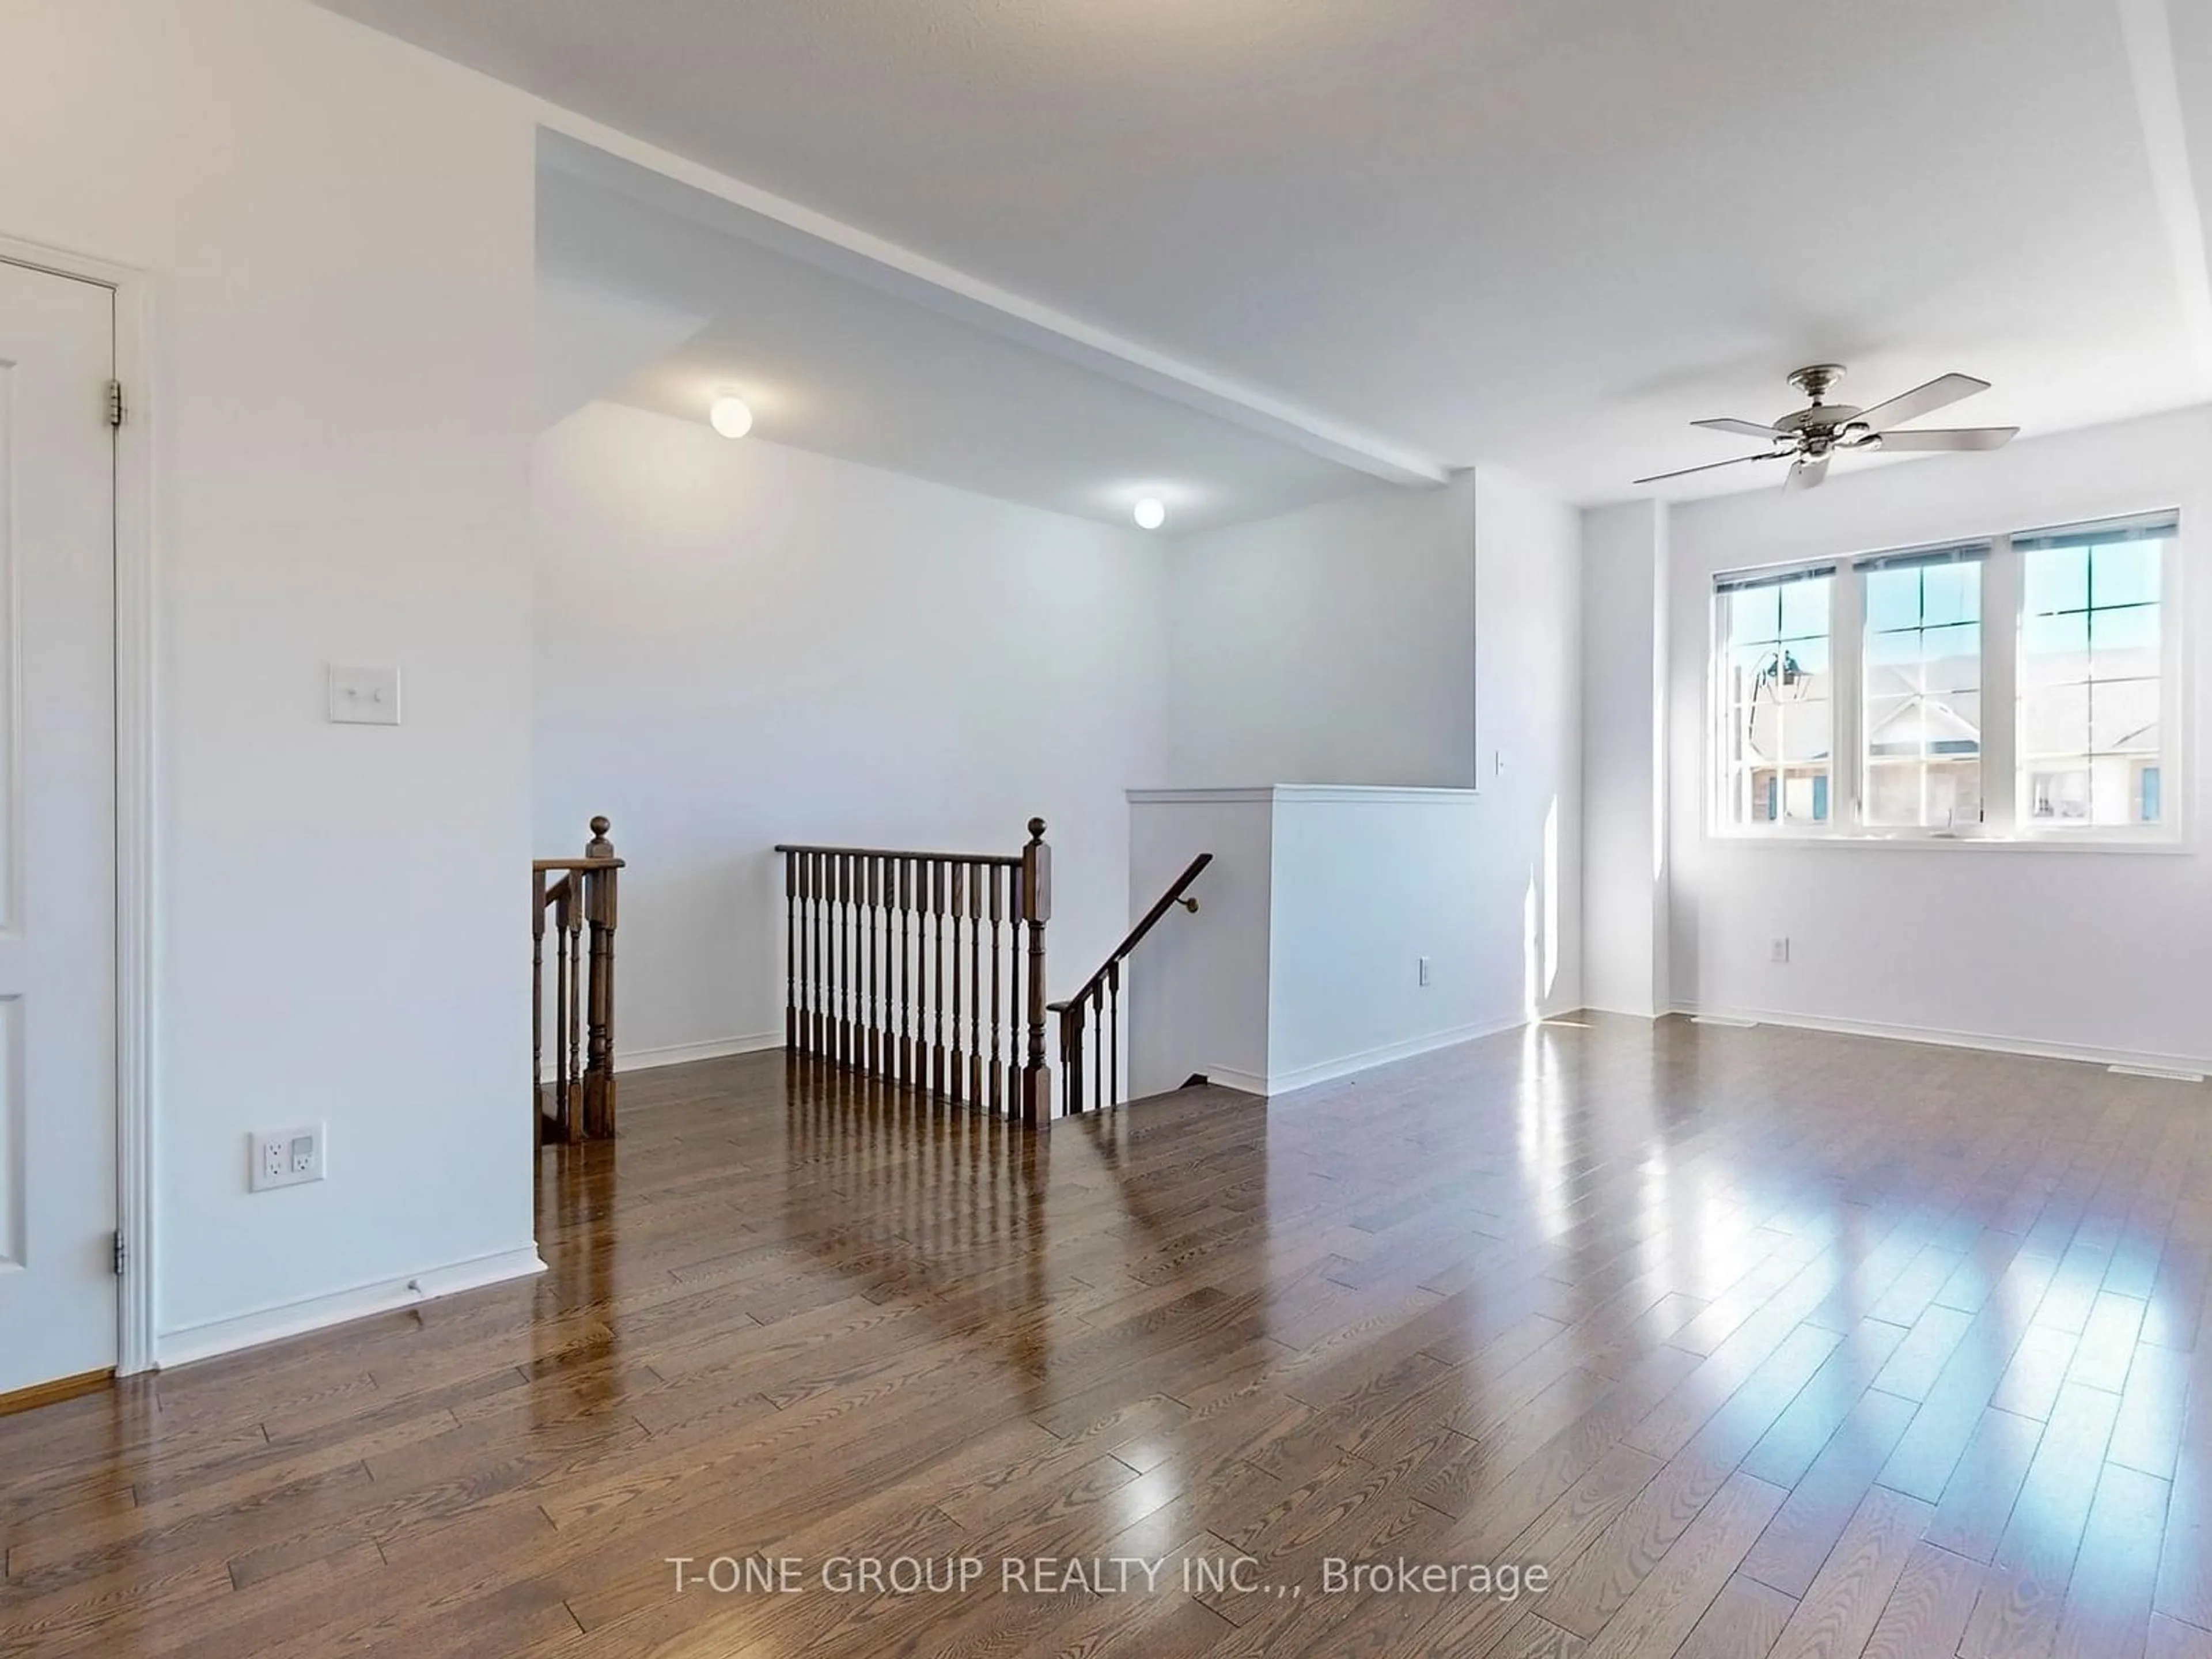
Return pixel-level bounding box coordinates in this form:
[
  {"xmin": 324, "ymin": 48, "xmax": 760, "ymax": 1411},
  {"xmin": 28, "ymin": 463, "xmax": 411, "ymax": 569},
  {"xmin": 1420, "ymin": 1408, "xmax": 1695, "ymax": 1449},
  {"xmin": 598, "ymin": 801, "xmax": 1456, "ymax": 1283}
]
[
  {"xmin": 112, "ymin": 1230, "xmax": 126, "ymax": 1276},
  {"xmin": 105, "ymin": 378, "xmax": 124, "ymax": 429}
]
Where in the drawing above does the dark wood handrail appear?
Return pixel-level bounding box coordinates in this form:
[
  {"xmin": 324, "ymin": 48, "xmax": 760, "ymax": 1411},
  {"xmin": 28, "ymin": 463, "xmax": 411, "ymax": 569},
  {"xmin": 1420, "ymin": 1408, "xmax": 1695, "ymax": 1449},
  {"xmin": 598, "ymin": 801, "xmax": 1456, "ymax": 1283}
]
[
  {"xmin": 1052, "ymin": 851, "xmax": 1210, "ymax": 1119},
  {"xmin": 1050, "ymin": 853, "xmax": 1212, "ymax": 1017},
  {"xmin": 535, "ymin": 856, "xmax": 625, "ymax": 875}
]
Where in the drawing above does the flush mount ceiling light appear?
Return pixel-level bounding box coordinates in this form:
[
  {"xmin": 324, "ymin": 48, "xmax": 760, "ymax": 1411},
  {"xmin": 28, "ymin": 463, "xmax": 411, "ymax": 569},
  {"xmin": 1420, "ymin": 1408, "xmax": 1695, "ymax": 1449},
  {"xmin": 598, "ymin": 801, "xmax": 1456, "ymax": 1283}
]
[
  {"xmin": 708, "ymin": 395, "xmax": 754, "ymax": 440},
  {"xmin": 1133, "ymin": 497, "xmax": 1166, "ymax": 531}
]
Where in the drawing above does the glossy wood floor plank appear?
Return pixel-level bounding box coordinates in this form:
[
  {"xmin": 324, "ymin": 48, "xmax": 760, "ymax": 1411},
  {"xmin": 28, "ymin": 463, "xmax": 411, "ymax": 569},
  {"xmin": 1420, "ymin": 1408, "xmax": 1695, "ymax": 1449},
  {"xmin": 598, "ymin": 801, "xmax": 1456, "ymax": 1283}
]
[{"xmin": 2, "ymin": 1017, "xmax": 2210, "ymax": 1657}]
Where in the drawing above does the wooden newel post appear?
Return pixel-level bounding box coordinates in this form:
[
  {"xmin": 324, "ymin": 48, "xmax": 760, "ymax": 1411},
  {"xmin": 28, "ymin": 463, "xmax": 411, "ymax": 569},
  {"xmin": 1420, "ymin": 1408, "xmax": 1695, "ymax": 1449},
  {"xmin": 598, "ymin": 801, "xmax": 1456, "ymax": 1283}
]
[
  {"xmin": 1020, "ymin": 816, "xmax": 1052, "ymax": 1129},
  {"xmin": 581, "ymin": 816, "xmax": 622, "ymax": 1139}
]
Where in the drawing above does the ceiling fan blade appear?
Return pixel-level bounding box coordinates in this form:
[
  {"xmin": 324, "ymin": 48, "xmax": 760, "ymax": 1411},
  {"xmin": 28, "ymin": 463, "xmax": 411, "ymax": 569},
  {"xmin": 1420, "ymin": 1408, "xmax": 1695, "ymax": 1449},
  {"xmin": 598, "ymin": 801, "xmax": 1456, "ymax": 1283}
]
[
  {"xmin": 1633, "ymin": 452, "xmax": 1781, "ymax": 485},
  {"xmin": 1874, "ymin": 426, "xmax": 2019, "ymax": 452},
  {"xmin": 1692, "ymin": 418, "xmax": 1779, "ymax": 440},
  {"xmin": 1785, "ymin": 454, "xmax": 1830, "ymax": 492},
  {"xmin": 1854, "ymin": 373, "xmax": 1990, "ymax": 434}
]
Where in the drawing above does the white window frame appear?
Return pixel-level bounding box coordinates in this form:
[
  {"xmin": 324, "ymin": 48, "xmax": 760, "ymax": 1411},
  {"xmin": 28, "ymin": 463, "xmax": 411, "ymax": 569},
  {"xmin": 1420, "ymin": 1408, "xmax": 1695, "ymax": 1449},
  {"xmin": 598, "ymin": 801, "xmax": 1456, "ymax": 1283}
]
[
  {"xmin": 1707, "ymin": 509, "xmax": 2186, "ymax": 849},
  {"xmin": 1856, "ymin": 538, "xmax": 1994, "ymax": 840},
  {"xmin": 1708, "ymin": 563, "xmax": 1850, "ymax": 840}
]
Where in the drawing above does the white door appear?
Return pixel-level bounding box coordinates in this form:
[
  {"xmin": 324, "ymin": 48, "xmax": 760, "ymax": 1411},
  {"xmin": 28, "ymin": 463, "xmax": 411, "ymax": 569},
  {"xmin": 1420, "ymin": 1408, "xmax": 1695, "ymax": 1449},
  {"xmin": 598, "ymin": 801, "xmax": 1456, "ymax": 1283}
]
[{"xmin": 0, "ymin": 259, "xmax": 118, "ymax": 1397}]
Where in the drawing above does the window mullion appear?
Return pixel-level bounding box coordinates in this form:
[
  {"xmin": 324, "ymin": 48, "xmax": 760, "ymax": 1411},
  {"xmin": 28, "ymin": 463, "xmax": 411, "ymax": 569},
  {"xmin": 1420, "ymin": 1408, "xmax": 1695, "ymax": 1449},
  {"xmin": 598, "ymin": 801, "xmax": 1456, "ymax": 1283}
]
[
  {"xmin": 1983, "ymin": 534, "xmax": 2020, "ymax": 835},
  {"xmin": 1834, "ymin": 561, "xmax": 1863, "ymax": 829}
]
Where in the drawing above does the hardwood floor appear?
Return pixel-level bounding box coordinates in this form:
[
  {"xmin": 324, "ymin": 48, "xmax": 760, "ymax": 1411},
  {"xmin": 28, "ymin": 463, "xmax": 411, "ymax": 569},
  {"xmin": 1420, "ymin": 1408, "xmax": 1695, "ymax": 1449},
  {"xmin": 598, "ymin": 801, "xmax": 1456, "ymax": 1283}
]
[{"xmin": 4, "ymin": 1014, "xmax": 2210, "ymax": 1657}]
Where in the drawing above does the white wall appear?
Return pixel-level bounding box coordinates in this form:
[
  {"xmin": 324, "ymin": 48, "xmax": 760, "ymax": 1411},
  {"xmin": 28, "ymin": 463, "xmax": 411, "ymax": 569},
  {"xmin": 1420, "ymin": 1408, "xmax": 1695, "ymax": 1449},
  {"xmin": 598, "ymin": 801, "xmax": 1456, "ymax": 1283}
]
[
  {"xmin": 1475, "ymin": 467, "xmax": 1585, "ymax": 1020},
  {"xmin": 1165, "ymin": 480, "xmax": 1478, "ymax": 787},
  {"xmin": 1267, "ymin": 789, "xmax": 1505, "ymax": 1086},
  {"xmin": 1124, "ymin": 794, "xmax": 1274, "ymax": 1097},
  {"xmin": 1581, "ymin": 499, "xmax": 1671, "ymax": 1015},
  {"xmin": 1126, "ymin": 785, "xmax": 1567, "ymax": 1098},
  {"xmin": 0, "ymin": 0, "xmax": 540, "ymax": 1349},
  {"xmin": 1126, "ymin": 466, "xmax": 1584, "ymax": 1096},
  {"xmin": 1667, "ymin": 406, "xmax": 2212, "ymax": 1069},
  {"xmin": 534, "ymin": 401, "xmax": 1171, "ymax": 1062}
]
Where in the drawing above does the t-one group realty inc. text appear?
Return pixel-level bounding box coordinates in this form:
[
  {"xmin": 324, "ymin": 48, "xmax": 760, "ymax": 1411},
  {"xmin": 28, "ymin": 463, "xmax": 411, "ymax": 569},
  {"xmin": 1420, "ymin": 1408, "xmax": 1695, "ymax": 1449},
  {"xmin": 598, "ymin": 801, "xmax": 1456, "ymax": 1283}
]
[{"xmin": 666, "ymin": 1553, "xmax": 1554, "ymax": 1601}]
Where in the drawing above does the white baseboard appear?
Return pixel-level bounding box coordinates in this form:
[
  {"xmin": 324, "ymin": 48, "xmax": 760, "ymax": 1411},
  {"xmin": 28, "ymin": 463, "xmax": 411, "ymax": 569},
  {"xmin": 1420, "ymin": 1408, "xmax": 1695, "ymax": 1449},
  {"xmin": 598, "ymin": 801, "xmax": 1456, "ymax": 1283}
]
[
  {"xmin": 1202, "ymin": 1066, "xmax": 1271, "ymax": 1097},
  {"xmin": 1209, "ymin": 1013, "xmax": 1534, "ymax": 1099},
  {"xmin": 615, "ymin": 1032, "xmax": 781, "ymax": 1073},
  {"xmin": 1669, "ymin": 1001, "xmax": 2212, "ymax": 1080},
  {"xmin": 156, "ymin": 1245, "xmax": 547, "ymax": 1370}
]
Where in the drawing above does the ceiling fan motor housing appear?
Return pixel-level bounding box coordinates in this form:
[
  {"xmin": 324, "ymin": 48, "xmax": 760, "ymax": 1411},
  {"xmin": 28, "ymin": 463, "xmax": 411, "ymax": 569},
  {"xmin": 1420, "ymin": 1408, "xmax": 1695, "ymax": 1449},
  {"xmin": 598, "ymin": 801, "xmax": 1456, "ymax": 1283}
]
[{"xmin": 1776, "ymin": 366, "xmax": 1866, "ymax": 445}]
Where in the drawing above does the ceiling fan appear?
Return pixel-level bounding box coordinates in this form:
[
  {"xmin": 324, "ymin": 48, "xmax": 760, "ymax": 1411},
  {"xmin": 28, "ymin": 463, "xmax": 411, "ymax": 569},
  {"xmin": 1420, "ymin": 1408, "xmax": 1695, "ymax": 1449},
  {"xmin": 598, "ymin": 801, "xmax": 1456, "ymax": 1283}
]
[{"xmin": 1635, "ymin": 364, "xmax": 2019, "ymax": 491}]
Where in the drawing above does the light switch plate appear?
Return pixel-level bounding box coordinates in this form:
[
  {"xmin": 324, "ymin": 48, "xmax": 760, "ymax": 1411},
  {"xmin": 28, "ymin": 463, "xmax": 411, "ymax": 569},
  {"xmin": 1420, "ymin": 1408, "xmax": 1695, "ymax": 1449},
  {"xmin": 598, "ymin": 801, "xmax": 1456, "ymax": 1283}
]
[{"xmin": 328, "ymin": 664, "xmax": 401, "ymax": 725}]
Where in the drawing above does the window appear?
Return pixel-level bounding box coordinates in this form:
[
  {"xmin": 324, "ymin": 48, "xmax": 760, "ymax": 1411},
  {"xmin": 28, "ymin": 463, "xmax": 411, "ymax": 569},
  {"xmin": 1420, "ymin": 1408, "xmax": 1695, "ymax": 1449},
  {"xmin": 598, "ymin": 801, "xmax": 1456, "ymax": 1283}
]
[
  {"xmin": 2017, "ymin": 519, "xmax": 2168, "ymax": 827},
  {"xmin": 1711, "ymin": 511, "xmax": 2180, "ymax": 842},
  {"xmin": 1716, "ymin": 567, "xmax": 1834, "ymax": 828},
  {"xmin": 1861, "ymin": 546, "xmax": 1985, "ymax": 831}
]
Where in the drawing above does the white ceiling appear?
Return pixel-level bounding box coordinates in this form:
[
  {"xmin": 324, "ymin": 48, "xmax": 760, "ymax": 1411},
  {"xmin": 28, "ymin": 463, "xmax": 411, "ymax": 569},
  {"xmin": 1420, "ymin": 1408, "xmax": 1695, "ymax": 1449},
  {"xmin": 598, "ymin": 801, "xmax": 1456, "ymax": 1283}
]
[
  {"xmin": 324, "ymin": 0, "xmax": 2212, "ymax": 506},
  {"xmin": 536, "ymin": 146, "xmax": 1395, "ymax": 533}
]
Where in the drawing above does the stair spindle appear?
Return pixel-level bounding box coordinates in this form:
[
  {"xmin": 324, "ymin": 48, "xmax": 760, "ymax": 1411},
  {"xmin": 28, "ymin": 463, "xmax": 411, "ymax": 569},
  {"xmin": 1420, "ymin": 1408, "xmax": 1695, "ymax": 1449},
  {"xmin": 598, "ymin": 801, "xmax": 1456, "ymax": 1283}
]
[
  {"xmin": 968, "ymin": 866, "xmax": 984, "ymax": 1105},
  {"xmin": 1007, "ymin": 868, "xmax": 1024, "ymax": 1114},
  {"xmin": 783, "ymin": 851, "xmax": 797, "ymax": 1052},
  {"xmin": 840, "ymin": 853, "xmax": 857, "ymax": 1069},
  {"xmin": 1061, "ymin": 996, "xmax": 1083, "ymax": 1117},
  {"xmin": 565, "ymin": 887, "xmax": 582, "ymax": 1136},
  {"xmin": 929, "ymin": 858, "xmax": 946, "ymax": 1100},
  {"xmin": 808, "ymin": 851, "xmax": 821, "ymax": 1062},
  {"xmin": 830, "ymin": 850, "xmax": 842, "ymax": 1064},
  {"xmin": 871, "ymin": 858, "xmax": 889, "ymax": 1079},
  {"xmin": 897, "ymin": 857, "xmax": 914, "ymax": 1086},
  {"xmin": 989, "ymin": 865, "xmax": 1004, "ymax": 1116},
  {"xmin": 792, "ymin": 854, "xmax": 805, "ymax": 1060},
  {"xmin": 552, "ymin": 878, "xmax": 570, "ymax": 1135},
  {"xmin": 1108, "ymin": 957, "xmax": 1120, "ymax": 1111},
  {"xmin": 949, "ymin": 861, "xmax": 966, "ymax": 1105}
]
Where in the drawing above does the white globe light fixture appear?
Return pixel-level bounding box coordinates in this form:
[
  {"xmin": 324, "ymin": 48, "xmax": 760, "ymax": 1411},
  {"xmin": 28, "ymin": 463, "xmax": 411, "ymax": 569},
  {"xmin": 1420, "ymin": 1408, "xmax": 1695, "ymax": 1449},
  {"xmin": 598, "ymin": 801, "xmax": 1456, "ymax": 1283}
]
[
  {"xmin": 1133, "ymin": 497, "xmax": 1166, "ymax": 531},
  {"xmin": 708, "ymin": 395, "xmax": 754, "ymax": 439}
]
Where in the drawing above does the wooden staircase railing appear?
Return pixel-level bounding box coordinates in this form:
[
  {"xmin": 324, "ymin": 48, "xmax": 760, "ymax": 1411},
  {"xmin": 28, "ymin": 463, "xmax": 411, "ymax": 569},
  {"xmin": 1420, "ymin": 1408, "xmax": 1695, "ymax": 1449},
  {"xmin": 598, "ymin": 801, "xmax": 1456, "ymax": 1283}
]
[
  {"xmin": 777, "ymin": 818, "xmax": 1054, "ymax": 1127},
  {"xmin": 535, "ymin": 816, "xmax": 623, "ymax": 1144},
  {"xmin": 1051, "ymin": 851, "xmax": 1211, "ymax": 1116}
]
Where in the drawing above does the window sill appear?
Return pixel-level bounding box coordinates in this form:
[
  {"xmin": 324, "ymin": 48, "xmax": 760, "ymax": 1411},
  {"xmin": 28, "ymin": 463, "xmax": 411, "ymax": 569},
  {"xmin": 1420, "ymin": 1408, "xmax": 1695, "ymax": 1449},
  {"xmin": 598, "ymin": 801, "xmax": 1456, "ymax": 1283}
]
[{"xmin": 1706, "ymin": 830, "xmax": 2192, "ymax": 854}]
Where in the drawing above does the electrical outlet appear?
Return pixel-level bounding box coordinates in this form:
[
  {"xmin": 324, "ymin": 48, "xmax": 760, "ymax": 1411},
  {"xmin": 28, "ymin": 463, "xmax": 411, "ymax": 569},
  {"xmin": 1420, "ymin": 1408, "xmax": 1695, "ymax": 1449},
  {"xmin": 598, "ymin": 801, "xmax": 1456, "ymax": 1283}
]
[
  {"xmin": 249, "ymin": 1124, "xmax": 327, "ymax": 1191},
  {"xmin": 1418, "ymin": 955, "xmax": 1433, "ymax": 987},
  {"xmin": 1770, "ymin": 937, "xmax": 1791, "ymax": 965}
]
